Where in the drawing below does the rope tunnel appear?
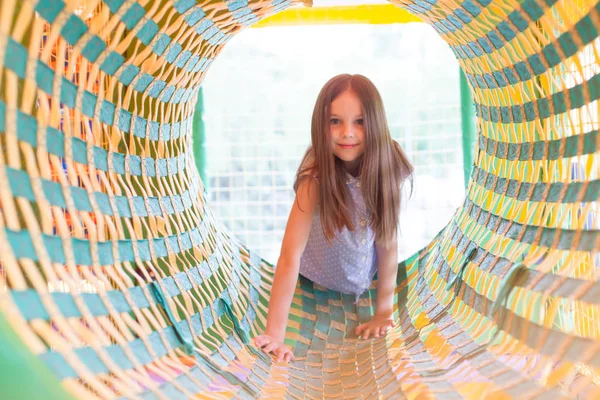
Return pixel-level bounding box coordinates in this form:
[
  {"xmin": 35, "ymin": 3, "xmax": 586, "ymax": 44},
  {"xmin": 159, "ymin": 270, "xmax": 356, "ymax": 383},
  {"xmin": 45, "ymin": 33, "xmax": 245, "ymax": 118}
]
[{"xmin": 0, "ymin": 0, "xmax": 599, "ymax": 398}]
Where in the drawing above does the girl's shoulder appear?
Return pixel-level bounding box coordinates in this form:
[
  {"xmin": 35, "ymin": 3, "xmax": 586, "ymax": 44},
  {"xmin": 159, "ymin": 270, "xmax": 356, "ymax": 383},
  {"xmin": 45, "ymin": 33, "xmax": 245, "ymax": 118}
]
[
  {"xmin": 298, "ymin": 151, "xmax": 319, "ymax": 180},
  {"xmin": 293, "ymin": 151, "xmax": 319, "ymax": 193},
  {"xmin": 299, "ymin": 152, "xmax": 319, "ymax": 179}
]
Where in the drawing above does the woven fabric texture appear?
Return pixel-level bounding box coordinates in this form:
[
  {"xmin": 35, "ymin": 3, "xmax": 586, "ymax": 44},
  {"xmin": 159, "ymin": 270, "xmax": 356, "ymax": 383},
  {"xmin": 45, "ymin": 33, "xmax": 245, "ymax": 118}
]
[{"xmin": 0, "ymin": 0, "xmax": 598, "ymax": 398}]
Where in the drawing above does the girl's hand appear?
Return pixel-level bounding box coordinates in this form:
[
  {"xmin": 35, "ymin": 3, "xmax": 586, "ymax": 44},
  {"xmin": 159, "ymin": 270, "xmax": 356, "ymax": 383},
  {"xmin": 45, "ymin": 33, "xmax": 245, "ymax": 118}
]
[
  {"xmin": 356, "ymin": 314, "xmax": 395, "ymax": 340},
  {"xmin": 253, "ymin": 334, "xmax": 295, "ymax": 363}
]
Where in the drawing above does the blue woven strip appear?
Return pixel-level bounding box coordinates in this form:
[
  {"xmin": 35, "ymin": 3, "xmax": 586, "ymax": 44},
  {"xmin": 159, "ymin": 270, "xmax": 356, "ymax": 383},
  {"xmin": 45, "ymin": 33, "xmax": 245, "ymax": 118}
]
[
  {"xmin": 403, "ymin": 0, "xmax": 438, "ymax": 15},
  {"xmin": 225, "ymin": 0, "xmax": 260, "ymax": 26}
]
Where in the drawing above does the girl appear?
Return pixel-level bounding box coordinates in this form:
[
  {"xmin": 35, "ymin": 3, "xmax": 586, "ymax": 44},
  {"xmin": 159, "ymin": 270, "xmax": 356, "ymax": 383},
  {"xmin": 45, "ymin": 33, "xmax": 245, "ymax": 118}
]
[{"xmin": 253, "ymin": 74, "xmax": 414, "ymax": 363}]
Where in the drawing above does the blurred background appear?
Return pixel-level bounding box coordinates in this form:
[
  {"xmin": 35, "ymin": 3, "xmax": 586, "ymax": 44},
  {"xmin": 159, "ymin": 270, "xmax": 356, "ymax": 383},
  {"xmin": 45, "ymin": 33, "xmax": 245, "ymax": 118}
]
[{"xmin": 195, "ymin": 4, "xmax": 472, "ymax": 264}]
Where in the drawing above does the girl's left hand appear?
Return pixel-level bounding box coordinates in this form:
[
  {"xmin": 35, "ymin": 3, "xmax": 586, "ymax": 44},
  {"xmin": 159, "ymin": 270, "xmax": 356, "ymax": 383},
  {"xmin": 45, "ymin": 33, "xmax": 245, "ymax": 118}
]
[{"xmin": 356, "ymin": 314, "xmax": 395, "ymax": 340}]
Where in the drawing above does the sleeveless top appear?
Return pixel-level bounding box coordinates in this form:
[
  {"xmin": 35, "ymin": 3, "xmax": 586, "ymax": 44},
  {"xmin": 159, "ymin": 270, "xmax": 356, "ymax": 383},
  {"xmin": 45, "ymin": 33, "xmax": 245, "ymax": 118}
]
[{"xmin": 297, "ymin": 171, "xmax": 378, "ymax": 303}]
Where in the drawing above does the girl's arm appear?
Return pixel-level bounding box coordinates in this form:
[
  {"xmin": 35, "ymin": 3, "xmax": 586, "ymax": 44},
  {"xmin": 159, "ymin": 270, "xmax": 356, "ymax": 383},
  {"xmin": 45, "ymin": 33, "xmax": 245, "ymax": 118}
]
[
  {"xmin": 264, "ymin": 177, "xmax": 320, "ymax": 342},
  {"xmin": 374, "ymin": 234, "xmax": 399, "ymax": 318},
  {"xmin": 356, "ymin": 234, "xmax": 398, "ymax": 340}
]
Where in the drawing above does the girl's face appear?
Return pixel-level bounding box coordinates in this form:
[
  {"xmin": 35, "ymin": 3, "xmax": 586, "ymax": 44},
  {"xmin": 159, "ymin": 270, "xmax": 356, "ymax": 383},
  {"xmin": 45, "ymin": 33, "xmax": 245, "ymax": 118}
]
[{"xmin": 329, "ymin": 90, "xmax": 365, "ymax": 174}]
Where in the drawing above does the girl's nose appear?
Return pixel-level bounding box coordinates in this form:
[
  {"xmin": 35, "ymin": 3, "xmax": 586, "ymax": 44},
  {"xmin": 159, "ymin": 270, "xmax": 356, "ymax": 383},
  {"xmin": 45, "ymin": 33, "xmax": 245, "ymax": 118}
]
[{"xmin": 342, "ymin": 124, "xmax": 354, "ymax": 138}]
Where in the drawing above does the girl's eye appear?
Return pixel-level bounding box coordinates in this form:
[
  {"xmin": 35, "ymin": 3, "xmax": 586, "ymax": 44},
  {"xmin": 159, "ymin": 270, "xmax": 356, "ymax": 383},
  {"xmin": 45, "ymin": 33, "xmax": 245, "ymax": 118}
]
[
  {"xmin": 355, "ymin": 119, "xmax": 364, "ymax": 125},
  {"xmin": 330, "ymin": 118, "xmax": 340, "ymax": 124}
]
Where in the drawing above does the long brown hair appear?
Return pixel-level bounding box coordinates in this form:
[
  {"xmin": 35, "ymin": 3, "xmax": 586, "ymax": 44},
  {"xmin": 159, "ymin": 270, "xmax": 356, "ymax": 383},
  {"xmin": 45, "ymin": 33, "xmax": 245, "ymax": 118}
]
[{"xmin": 294, "ymin": 74, "xmax": 414, "ymax": 245}]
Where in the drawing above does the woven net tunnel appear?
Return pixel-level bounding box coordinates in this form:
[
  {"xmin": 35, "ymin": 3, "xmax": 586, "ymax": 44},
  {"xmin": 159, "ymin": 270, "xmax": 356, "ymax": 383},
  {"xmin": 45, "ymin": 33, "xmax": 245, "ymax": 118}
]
[{"xmin": 0, "ymin": 0, "xmax": 599, "ymax": 398}]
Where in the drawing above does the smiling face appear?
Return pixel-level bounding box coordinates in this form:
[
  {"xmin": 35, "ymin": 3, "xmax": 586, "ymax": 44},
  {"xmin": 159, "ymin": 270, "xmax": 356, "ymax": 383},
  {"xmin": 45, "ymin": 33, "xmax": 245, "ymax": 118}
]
[
  {"xmin": 303, "ymin": 74, "xmax": 413, "ymax": 244},
  {"xmin": 329, "ymin": 89, "xmax": 366, "ymax": 175}
]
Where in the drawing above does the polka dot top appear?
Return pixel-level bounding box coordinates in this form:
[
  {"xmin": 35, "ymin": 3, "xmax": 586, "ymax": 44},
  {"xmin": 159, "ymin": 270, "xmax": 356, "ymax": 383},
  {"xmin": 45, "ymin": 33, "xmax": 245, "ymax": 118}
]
[{"xmin": 298, "ymin": 171, "xmax": 378, "ymax": 303}]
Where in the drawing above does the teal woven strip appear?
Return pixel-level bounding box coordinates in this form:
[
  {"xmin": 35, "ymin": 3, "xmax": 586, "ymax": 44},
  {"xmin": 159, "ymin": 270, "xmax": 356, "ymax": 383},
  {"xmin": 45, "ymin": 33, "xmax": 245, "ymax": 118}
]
[
  {"xmin": 476, "ymin": 73, "xmax": 600, "ymax": 123},
  {"xmin": 479, "ymin": 129, "xmax": 599, "ymax": 161},
  {"xmin": 40, "ymin": 313, "xmax": 198, "ymax": 378},
  {"xmin": 294, "ymin": 277, "xmax": 314, "ymax": 360},
  {"xmin": 36, "ymin": 0, "xmax": 216, "ymax": 81},
  {"xmin": 11, "ymin": 245, "xmax": 236, "ymax": 317},
  {"xmin": 4, "ymin": 220, "xmax": 210, "ymax": 265},
  {"xmin": 472, "ymin": 165, "xmax": 600, "ymax": 203},
  {"xmin": 2, "ymin": 37, "xmax": 192, "ymax": 140},
  {"xmin": 172, "ymin": 2, "xmax": 232, "ymax": 46},
  {"xmin": 150, "ymin": 282, "xmax": 195, "ymax": 355},
  {"xmin": 439, "ymin": 220, "xmax": 600, "ymax": 305},
  {"xmin": 6, "ymin": 167, "xmax": 195, "ymax": 218},
  {"xmin": 447, "ymin": 0, "xmax": 558, "ymax": 60},
  {"xmin": 429, "ymin": 0, "xmax": 484, "ymax": 34},
  {"xmin": 12, "ymin": 289, "xmax": 146, "ymax": 320},
  {"xmin": 313, "ymin": 289, "xmax": 331, "ymax": 342},
  {"xmin": 119, "ymin": 366, "xmax": 213, "ymax": 399},
  {"xmin": 4, "ymin": 222, "xmax": 234, "ymax": 278},
  {"xmin": 403, "ymin": 0, "xmax": 436, "ymax": 15},
  {"xmin": 446, "ymin": 248, "xmax": 477, "ymax": 290},
  {"xmin": 29, "ymin": 284, "xmax": 252, "ymax": 380},
  {"xmin": 464, "ymin": 9, "xmax": 597, "ymax": 88},
  {"xmin": 427, "ymin": 250, "xmax": 600, "ymax": 372},
  {"xmin": 218, "ymin": 298, "xmax": 250, "ymax": 344},
  {"xmin": 226, "ymin": 0, "xmax": 260, "ymax": 26},
  {"xmin": 0, "ymin": 101, "xmax": 187, "ymax": 177},
  {"xmin": 460, "ymin": 197, "xmax": 599, "ymax": 251},
  {"xmin": 410, "ymin": 252, "xmax": 549, "ymax": 395},
  {"xmin": 11, "ymin": 265, "xmax": 230, "ymax": 320},
  {"xmin": 40, "ymin": 314, "xmax": 256, "ymax": 392}
]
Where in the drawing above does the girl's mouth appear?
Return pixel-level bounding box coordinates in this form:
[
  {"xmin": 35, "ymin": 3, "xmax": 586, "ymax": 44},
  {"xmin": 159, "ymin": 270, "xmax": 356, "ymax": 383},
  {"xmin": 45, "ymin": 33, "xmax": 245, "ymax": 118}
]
[{"xmin": 339, "ymin": 144, "xmax": 357, "ymax": 149}]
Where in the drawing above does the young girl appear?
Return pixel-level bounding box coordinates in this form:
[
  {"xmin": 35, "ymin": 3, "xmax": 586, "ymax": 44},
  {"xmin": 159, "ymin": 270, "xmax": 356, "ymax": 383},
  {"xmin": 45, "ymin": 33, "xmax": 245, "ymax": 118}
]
[{"xmin": 253, "ymin": 74, "xmax": 414, "ymax": 363}]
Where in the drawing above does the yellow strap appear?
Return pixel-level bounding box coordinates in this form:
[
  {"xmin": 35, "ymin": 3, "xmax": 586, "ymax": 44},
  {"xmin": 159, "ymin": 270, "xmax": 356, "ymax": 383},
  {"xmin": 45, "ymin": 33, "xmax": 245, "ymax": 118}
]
[{"xmin": 252, "ymin": 4, "xmax": 422, "ymax": 28}]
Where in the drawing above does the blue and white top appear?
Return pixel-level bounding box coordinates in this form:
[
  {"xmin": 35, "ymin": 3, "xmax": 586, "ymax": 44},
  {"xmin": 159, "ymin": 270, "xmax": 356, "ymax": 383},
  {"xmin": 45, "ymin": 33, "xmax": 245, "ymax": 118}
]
[{"xmin": 297, "ymin": 171, "xmax": 378, "ymax": 303}]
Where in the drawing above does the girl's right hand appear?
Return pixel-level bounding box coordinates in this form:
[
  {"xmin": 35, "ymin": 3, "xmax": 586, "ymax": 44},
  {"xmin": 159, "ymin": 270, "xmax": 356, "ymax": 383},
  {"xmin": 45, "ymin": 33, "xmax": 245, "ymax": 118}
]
[{"xmin": 253, "ymin": 334, "xmax": 295, "ymax": 363}]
